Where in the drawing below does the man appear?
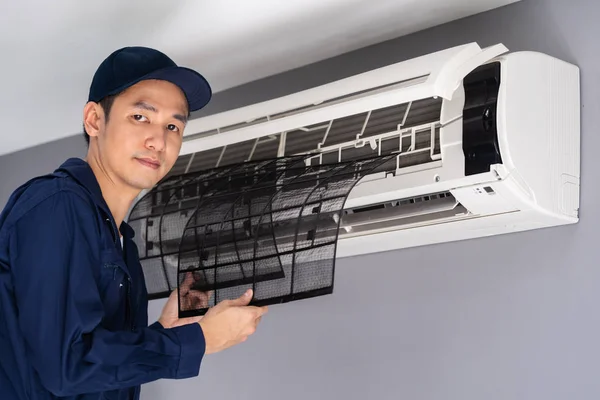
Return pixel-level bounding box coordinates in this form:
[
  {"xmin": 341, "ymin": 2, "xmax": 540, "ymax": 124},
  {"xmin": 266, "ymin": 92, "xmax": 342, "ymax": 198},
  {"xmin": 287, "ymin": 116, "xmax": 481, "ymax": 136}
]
[{"xmin": 0, "ymin": 46, "xmax": 268, "ymax": 400}]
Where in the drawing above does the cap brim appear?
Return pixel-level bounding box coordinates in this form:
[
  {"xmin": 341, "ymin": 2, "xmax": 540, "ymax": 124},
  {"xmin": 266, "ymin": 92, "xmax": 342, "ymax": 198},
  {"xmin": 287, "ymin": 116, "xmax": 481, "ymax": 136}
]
[{"xmin": 131, "ymin": 66, "xmax": 212, "ymax": 112}]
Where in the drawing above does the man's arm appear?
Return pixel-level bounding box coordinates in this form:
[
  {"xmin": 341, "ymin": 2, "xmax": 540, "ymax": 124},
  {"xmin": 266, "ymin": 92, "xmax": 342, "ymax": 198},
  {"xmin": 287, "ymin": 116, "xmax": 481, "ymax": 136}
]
[{"xmin": 9, "ymin": 190, "xmax": 205, "ymax": 396}]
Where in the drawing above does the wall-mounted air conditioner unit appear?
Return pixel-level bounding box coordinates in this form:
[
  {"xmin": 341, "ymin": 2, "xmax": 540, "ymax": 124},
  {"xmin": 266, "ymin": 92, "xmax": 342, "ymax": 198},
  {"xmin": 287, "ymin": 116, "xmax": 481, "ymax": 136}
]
[
  {"xmin": 180, "ymin": 42, "xmax": 580, "ymax": 255},
  {"xmin": 129, "ymin": 42, "xmax": 580, "ymax": 316}
]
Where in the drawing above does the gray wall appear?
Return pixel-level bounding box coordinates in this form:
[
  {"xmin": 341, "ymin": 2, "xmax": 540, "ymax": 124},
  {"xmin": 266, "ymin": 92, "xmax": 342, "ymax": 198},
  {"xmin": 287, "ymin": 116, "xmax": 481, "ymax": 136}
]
[
  {"xmin": 0, "ymin": 135, "xmax": 87, "ymax": 207},
  {"xmin": 1, "ymin": 0, "xmax": 598, "ymax": 398}
]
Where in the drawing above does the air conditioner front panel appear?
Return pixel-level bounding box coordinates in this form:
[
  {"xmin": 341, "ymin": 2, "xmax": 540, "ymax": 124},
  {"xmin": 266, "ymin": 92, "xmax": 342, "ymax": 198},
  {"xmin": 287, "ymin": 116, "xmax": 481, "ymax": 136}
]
[
  {"xmin": 182, "ymin": 43, "xmax": 481, "ymax": 135},
  {"xmin": 180, "ymin": 43, "xmax": 508, "ymax": 156}
]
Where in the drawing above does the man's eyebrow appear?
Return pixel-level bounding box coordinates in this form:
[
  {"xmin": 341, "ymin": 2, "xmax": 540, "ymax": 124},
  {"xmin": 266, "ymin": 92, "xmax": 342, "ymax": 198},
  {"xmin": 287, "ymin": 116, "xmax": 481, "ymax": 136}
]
[
  {"xmin": 133, "ymin": 101, "xmax": 157, "ymax": 113},
  {"xmin": 133, "ymin": 101, "xmax": 187, "ymax": 125},
  {"xmin": 173, "ymin": 113, "xmax": 188, "ymax": 125}
]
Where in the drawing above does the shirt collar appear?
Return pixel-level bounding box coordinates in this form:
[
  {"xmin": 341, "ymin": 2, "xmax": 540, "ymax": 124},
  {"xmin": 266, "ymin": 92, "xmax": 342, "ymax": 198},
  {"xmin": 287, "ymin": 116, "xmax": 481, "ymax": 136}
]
[{"xmin": 55, "ymin": 157, "xmax": 137, "ymax": 239}]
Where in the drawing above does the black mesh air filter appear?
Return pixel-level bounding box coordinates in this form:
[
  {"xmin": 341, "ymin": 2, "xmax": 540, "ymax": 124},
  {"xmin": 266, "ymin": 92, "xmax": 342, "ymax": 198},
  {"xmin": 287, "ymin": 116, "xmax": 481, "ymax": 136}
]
[{"xmin": 129, "ymin": 154, "xmax": 394, "ymax": 317}]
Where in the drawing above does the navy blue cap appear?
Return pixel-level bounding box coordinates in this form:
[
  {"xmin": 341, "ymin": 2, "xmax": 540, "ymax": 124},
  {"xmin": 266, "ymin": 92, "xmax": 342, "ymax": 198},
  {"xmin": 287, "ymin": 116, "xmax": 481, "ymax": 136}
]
[{"xmin": 88, "ymin": 46, "xmax": 212, "ymax": 112}]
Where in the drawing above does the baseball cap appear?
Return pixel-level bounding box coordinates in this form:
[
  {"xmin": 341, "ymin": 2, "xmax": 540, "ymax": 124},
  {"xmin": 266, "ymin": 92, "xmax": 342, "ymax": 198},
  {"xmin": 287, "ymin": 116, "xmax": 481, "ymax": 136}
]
[{"xmin": 88, "ymin": 46, "xmax": 212, "ymax": 112}]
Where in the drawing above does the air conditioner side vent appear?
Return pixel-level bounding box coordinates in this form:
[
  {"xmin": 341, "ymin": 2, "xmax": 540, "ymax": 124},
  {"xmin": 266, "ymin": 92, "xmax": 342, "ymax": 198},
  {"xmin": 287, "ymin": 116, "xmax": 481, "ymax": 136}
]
[{"xmin": 462, "ymin": 61, "xmax": 503, "ymax": 176}]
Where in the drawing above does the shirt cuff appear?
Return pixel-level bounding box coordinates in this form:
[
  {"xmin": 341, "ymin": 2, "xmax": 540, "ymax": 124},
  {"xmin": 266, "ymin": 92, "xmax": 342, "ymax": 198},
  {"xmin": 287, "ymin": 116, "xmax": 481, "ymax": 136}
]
[{"xmin": 173, "ymin": 323, "xmax": 206, "ymax": 379}]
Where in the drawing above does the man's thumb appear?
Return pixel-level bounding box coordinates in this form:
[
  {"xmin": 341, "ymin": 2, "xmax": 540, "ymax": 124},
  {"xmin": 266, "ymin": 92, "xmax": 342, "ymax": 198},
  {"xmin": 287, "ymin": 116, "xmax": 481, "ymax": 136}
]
[{"xmin": 230, "ymin": 289, "xmax": 253, "ymax": 305}]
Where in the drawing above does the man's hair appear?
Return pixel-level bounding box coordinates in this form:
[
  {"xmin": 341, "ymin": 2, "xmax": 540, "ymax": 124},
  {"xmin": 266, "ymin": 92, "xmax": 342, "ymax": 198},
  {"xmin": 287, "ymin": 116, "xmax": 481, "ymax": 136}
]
[{"xmin": 83, "ymin": 94, "xmax": 117, "ymax": 146}]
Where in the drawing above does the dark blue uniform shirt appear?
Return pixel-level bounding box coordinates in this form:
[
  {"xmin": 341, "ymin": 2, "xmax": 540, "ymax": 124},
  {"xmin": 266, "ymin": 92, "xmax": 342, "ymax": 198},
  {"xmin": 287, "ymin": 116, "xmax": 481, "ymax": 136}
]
[{"xmin": 0, "ymin": 158, "xmax": 205, "ymax": 400}]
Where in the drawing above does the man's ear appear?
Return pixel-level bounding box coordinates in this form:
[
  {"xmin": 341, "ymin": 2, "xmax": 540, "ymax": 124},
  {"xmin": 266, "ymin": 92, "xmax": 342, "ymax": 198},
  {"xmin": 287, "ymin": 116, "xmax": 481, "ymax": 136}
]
[{"xmin": 83, "ymin": 101, "xmax": 104, "ymax": 139}]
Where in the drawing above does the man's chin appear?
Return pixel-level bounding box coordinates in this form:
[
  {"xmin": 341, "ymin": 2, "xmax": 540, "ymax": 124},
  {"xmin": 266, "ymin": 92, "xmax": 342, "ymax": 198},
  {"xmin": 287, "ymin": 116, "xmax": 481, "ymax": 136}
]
[
  {"xmin": 125, "ymin": 166, "xmax": 171, "ymax": 191},
  {"xmin": 126, "ymin": 177, "xmax": 159, "ymax": 192}
]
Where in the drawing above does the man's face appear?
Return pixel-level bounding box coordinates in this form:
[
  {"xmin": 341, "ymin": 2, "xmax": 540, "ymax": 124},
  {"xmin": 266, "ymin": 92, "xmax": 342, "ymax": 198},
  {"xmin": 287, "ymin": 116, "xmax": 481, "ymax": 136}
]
[{"xmin": 91, "ymin": 79, "xmax": 188, "ymax": 190}]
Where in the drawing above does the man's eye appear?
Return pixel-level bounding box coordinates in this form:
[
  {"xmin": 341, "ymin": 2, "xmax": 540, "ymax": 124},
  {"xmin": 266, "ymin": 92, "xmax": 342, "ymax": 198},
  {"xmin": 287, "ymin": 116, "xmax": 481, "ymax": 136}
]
[
  {"xmin": 133, "ymin": 115, "xmax": 147, "ymax": 122},
  {"xmin": 167, "ymin": 124, "xmax": 180, "ymax": 132}
]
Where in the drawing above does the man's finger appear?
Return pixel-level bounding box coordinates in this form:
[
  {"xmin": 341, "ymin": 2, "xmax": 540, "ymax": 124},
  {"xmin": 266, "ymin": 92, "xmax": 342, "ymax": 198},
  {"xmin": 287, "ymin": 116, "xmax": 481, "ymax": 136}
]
[
  {"xmin": 179, "ymin": 272, "xmax": 195, "ymax": 297},
  {"xmin": 189, "ymin": 291, "xmax": 209, "ymax": 306},
  {"xmin": 249, "ymin": 305, "xmax": 268, "ymax": 319},
  {"xmin": 257, "ymin": 306, "xmax": 268, "ymax": 317},
  {"xmin": 183, "ymin": 289, "xmax": 211, "ymax": 308},
  {"xmin": 229, "ymin": 289, "xmax": 253, "ymax": 306}
]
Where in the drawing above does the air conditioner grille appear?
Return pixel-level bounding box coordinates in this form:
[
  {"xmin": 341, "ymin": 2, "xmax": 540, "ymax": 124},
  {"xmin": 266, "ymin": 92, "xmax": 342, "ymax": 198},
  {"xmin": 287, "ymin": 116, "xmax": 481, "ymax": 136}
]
[{"xmin": 168, "ymin": 96, "xmax": 442, "ymax": 179}]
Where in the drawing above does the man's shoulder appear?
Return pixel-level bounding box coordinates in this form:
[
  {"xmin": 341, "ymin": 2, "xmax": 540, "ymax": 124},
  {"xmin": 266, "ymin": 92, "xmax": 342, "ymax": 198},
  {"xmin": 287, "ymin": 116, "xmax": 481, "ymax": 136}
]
[{"xmin": 0, "ymin": 172, "xmax": 96, "ymax": 231}]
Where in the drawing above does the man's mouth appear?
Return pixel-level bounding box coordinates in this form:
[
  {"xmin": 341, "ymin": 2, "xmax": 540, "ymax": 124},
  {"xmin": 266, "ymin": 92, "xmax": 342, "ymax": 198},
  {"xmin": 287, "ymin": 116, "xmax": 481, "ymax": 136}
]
[{"xmin": 136, "ymin": 158, "xmax": 161, "ymax": 170}]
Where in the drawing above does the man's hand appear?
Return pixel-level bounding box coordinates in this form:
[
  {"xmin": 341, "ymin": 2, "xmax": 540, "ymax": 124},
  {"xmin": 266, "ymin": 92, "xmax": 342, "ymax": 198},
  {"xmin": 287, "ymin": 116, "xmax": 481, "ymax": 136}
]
[
  {"xmin": 199, "ymin": 289, "xmax": 268, "ymax": 354},
  {"xmin": 157, "ymin": 273, "xmax": 268, "ymax": 354}
]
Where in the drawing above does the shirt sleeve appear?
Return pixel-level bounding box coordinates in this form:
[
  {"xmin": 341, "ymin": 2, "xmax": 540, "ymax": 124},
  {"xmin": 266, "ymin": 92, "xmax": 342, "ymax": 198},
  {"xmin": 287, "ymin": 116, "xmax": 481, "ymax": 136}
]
[{"xmin": 8, "ymin": 189, "xmax": 205, "ymax": 397}]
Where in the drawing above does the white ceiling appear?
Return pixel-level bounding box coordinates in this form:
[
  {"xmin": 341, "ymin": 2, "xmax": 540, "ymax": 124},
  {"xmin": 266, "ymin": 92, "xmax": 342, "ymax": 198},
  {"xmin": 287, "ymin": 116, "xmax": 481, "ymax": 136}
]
[{"xmin": 0, "ymin": 0, "xmax": 518, "ymax": 157}]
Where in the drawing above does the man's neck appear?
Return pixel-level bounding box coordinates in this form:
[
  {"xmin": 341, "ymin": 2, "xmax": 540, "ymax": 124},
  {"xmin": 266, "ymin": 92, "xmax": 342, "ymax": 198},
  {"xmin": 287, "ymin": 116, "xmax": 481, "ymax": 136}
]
[{"xmin": 86, "ymin": 157, "xmax": 139, "ymax": 234}]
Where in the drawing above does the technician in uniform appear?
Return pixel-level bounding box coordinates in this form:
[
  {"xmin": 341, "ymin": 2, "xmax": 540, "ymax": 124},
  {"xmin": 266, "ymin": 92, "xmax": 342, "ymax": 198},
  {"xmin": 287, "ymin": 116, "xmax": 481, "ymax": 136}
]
[{"xmin": 0, "ymin": 46, "xmax": 268, "ymax": 400}]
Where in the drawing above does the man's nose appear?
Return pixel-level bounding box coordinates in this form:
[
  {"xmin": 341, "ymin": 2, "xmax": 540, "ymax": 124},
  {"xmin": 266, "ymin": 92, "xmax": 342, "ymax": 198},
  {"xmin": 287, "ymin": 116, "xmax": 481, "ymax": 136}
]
[{"xmin": 145, "ymin": 126, "xmax": 167, "ymax": 152}]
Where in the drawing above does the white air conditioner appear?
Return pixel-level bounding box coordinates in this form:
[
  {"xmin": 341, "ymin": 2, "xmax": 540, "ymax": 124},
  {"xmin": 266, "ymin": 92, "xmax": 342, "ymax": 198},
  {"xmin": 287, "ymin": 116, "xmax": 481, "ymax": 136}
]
[{"xmin": 170, "ymin": 42, "xmax": 581, "ymax": 260}]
